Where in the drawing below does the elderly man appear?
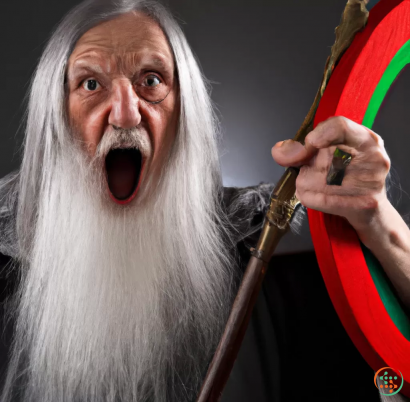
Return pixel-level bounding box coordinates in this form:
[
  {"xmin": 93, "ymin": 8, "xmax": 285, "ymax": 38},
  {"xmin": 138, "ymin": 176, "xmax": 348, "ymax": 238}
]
[{"xmin": 0, "ymin": 0, "xmax": 409, "ymax": 401}]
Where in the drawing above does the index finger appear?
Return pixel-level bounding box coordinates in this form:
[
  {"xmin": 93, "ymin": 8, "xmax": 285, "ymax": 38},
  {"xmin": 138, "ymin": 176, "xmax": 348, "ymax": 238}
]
[{"xmin": 307, "ymin": 116, "xmax": 375, "ymax": 150}]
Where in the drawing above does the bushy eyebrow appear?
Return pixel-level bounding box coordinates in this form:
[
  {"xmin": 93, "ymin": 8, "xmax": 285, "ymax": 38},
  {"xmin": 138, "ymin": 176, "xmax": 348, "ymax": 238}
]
[
  {"xmin": 66, "ymin": 59, "xmax": 105, "ymax": 81},
  {"xmin": 147, "ymin": 57, "xmax": 170, "ymax": 70}
]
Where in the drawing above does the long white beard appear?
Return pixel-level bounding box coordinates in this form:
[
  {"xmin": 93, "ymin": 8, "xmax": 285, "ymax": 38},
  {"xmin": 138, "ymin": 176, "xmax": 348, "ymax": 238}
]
[{"xmin": 3, "ymin": 135, "xmax": 236, "ymax": 402}]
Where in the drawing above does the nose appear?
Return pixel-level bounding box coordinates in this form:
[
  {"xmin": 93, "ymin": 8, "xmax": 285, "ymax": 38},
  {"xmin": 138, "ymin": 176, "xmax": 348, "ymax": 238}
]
[{"xmin": 108, "ymin": 79, "xmax": 142, "ymax": 129}]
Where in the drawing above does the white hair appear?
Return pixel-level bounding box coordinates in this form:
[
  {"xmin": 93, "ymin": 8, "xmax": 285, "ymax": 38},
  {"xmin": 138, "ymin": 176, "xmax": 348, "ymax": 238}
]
[{"xmin": 1, "ymin": 1, "xmax": 238, "ymax": 401}]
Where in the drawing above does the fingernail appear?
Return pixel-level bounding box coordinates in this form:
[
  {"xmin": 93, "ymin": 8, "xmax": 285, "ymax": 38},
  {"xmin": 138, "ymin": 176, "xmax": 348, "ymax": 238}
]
[
  {"xmin": 275, "ymin": 140, "xmax": 289, "ymax": 148},
  {"xmin": 280, "ymin": 140, "xmax": 293, "ymax": 148}
]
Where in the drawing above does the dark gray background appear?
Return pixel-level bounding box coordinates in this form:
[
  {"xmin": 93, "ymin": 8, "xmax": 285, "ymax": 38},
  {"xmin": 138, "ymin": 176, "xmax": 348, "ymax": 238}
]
[{"xmin": 0, "ymin": 0, "xmax": 408, "ymax": 254}]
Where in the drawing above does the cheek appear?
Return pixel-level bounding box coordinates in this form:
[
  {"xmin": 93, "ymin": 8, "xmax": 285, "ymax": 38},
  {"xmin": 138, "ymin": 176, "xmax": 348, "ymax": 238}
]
[
  {"xmin": 68, "ymin": 95, "xmax": 107, "ymax": 155},
  {"xmin": 149, "ymin": 95, "xmax": 179, "ymax": 160}
]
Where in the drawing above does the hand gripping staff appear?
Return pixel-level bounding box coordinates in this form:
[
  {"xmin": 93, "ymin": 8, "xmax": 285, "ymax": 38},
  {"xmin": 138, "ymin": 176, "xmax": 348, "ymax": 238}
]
[{"xmin": 197, "ymin": 1, "xmax": 410, "ymax": 400}]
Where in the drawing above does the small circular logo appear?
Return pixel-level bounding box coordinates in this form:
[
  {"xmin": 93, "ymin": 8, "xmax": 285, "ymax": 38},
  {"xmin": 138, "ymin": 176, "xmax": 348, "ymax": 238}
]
[{"xmin": 374, "ymin": 367, "xmax": 404, "ymax": 396}]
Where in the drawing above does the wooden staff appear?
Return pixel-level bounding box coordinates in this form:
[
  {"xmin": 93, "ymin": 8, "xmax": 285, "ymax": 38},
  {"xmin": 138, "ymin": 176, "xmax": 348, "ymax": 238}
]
[{"xmin": 196, "ymin": 1, "xmax": 370, "ymax": 401}]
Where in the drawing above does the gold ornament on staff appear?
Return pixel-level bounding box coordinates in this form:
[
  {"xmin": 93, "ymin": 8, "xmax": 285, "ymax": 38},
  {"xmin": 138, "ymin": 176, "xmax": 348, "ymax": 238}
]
[{"xmin": 196, "ymin": 1, "xmax": 370, "ymax": 401}]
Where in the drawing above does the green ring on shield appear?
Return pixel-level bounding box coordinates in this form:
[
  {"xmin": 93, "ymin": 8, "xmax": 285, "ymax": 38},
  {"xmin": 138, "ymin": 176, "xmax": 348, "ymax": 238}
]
[{"xmin": 326, "ymin": 148, "xmax": 352, "ymax": 186}]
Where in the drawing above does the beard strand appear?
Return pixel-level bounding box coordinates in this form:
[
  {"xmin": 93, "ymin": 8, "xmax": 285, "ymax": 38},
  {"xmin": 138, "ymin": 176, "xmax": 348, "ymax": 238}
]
[{"xmin": 3, "ymin": 132, "xmax": 236, "ymax": 402}]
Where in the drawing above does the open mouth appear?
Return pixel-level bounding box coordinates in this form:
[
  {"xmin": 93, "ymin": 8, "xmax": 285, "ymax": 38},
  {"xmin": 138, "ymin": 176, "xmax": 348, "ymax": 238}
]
[{"xmin": 105, "ymin": 148, "xmax": 144, "ymax": 205}]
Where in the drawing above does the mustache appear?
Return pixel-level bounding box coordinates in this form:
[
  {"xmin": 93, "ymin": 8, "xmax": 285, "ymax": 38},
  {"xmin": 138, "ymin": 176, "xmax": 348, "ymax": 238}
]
[{"xmin": 94, "ymin": 127, "xmax": 152, "ymax": 160}]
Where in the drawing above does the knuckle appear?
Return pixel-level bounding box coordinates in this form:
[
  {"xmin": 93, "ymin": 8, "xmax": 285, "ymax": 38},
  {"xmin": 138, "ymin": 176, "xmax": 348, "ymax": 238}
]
[
  {"xmin": 305, "ymin": 130, "xmax": 320, "ymax": 148},
  {"xmin": 373, "ymin": 132, "xmax": 385, "ymax": 147},
  {"xmin": 333, "ymin": 116, "xmax": 349, "ymax": 134},
  {"xmin": 372, "ymin": 148, "xmax": 391, "ymax": 171},
  {"xmin": 366, "ymin": 131, "xmax": 385, "ymax": 149},
  {"xmin": 382, "ymin": 154, "xmax": 391, "ymax": 171}
]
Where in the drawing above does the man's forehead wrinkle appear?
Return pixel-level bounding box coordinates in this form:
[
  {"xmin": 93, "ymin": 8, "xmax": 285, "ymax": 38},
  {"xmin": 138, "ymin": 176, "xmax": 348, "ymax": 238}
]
[
  {"xmin": 67, "ymin": 13, "xmax": 175, "ymax": 82},
  {"xmin": 74, "ymin": 13, "xmax": 162, "ymax": 52}
]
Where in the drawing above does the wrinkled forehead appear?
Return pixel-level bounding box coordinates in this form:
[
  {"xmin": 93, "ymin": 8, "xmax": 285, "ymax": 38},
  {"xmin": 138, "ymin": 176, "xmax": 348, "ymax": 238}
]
[{"xmin": 67, "ymin": 11, "xmax": 175, "ymax": 78}]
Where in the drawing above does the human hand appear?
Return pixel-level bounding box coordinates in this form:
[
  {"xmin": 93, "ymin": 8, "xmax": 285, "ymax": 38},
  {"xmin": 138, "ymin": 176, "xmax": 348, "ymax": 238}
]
[{"xmin": 271, "ymin": 116, "xmax": 391, "ymax": 232}]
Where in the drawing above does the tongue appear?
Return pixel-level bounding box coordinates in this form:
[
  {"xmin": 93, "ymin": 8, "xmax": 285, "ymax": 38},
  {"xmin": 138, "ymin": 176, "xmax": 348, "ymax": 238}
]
[{"xmin": 105, "ymin": 148, "xmax": 141, "ymax": 200}]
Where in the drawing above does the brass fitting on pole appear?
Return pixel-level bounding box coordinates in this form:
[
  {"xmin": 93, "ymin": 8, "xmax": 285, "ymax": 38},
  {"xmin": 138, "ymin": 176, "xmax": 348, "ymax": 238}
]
[{"xmin": 251, "ymin": 167, "xmax": 300, "ymax": 263}]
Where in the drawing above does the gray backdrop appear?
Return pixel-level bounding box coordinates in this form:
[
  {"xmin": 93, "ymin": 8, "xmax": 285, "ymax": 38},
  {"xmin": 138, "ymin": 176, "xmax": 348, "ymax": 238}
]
[{"xmin": 0, "ymin": 0, "xmax": 408, "ymax": 254}]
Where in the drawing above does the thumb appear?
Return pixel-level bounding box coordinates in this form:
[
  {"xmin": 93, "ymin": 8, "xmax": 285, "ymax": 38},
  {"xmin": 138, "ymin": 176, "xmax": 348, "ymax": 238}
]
[{"xmin": 271, "ymin": 139, "xmax": 316, "ymax": 167}]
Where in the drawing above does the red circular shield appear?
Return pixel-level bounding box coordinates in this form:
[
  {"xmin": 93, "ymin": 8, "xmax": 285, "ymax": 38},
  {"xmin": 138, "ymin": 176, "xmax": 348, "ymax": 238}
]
[{"xmin": 308, "ymin": 0, "xmax": 410, "ymax": 397}]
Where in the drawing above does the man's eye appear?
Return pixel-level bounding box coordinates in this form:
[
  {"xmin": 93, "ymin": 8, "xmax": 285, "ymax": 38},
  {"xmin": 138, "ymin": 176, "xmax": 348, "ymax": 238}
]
[
  {"xmin": 82, "ymin": 79, "xmax": 101, "ymax": 91},
  {"xmin": 142, "ymin": 75, "xmax": 161, "ymax": 87}
]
